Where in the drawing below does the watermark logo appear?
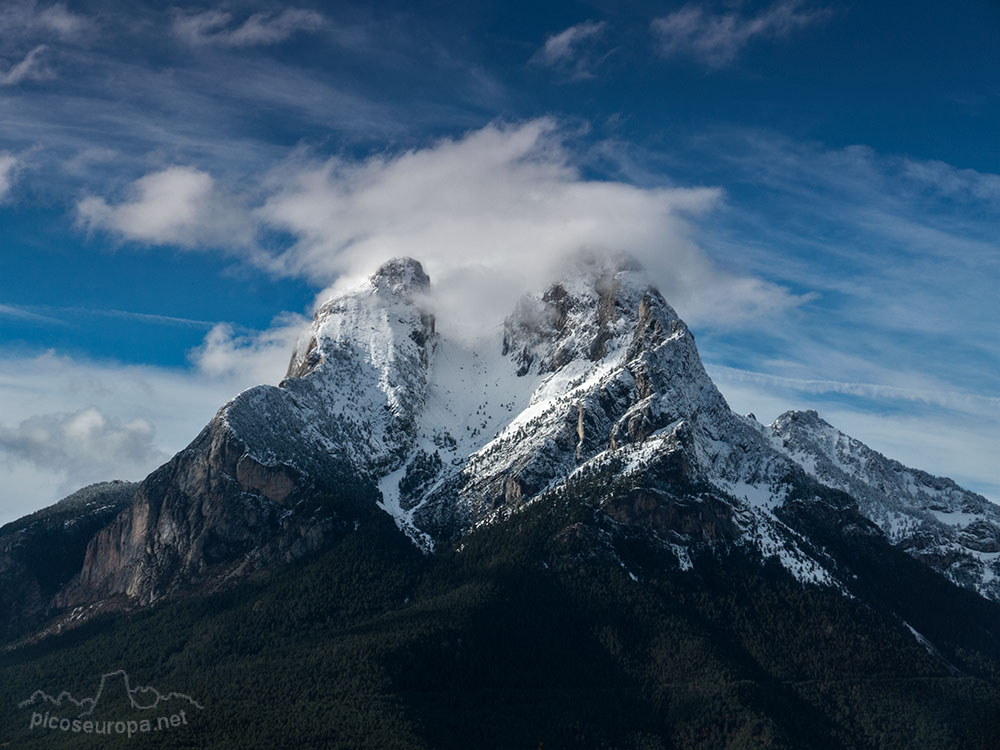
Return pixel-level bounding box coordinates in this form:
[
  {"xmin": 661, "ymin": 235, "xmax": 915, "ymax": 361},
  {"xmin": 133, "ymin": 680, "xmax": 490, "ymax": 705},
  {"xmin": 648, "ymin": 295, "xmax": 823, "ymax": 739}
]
[{"xmin": 18, "ymin": 670, "xmax": 203, "ymax": 738}]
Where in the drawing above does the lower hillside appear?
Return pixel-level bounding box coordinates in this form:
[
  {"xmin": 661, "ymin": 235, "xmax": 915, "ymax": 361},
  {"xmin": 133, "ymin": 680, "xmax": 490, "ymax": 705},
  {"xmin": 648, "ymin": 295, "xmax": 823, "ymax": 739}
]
[{"xmin": 3, "ymin": 493, "xmax": 999, "ymax": 750}]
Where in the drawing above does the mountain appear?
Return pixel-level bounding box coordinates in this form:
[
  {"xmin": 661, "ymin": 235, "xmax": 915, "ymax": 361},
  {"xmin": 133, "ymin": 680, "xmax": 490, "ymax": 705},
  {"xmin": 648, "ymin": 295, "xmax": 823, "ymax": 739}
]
[
  {"xmin": 767, "ymin": 409, "xmax": 1000, "ymax": 599},
  {"xmin": 50, "ymin": 252, "xmax": 1000, "ymax": 608},
  {"xmin": 3, "ymin": 253, "xmax": 999, "ymax": 749}
]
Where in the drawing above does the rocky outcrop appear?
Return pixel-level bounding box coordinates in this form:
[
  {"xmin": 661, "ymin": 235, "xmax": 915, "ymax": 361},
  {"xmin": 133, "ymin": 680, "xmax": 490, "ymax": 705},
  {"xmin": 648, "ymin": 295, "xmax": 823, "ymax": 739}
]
[
  {"xmin": 0, "ymin": 481, "xmax": 135, "ymax": 639},
  {"xmin": 601, "ymin": 489, "xmax": 741, "ymax": 543},
  {"xmin": 64, "ymin": 415, "xmax": 375, "ymax": 605}
]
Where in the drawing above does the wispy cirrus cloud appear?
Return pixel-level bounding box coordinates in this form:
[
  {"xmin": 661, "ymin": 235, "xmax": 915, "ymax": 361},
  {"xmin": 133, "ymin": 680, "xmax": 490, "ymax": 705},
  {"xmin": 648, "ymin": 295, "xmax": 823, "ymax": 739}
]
[
  {"xmin": 0, "ymin": 299, "xmax": 226, "ymax": 329},
  {"xmin": 901, "ymin": 158, "xmax": 1000, "ymax": 207},
  {"xmin": 0, "ymin": 303, "xmax": 63, "ymax": 325},
  {"xmin": 532, "ymin": 20, "xmax": 608, "ymax": 79},
  {"xmin": 0, "ymin": 1, "xmax": 91, "ymax": 39},
  {"xmin": 652, "ymin": 1, "xmax": 831, "ymax": 68},
  {"xmin": 706, "ymin": 364, "xmax": 1000, "ymax": 419},
  {"xmin": 0, "ymin": 153, "xmax": 20, "ymax": 198},
  {"xmin": 172, "ymin": 7, "xmax": 325, "ymax": 47},
  {"xmin": 0, "ymin": 44, "xmax": 51, "ymax": 85},
  {"xmin": 0, "ymin": 2, "xmax": 93, "ymax": 86},
  {"xmin": 0, "ymin": 31, "xmax": 450, "ymax": 201}
]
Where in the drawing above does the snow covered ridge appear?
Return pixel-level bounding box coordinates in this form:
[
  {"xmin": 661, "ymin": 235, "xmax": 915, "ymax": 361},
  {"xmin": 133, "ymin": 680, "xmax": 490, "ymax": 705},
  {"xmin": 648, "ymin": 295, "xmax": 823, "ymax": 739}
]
[
  {"xmin": 767, "ymin": 409, "xmax": 1000, "ymax": 599},
  {"xmin": 56, "ymin": 252, "xmax": 1000, "ymax": 607}
]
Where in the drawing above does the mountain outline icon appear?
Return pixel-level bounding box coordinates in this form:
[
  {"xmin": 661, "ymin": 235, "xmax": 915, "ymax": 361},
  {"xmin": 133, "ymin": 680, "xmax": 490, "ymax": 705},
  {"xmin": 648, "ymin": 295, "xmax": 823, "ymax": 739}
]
[{"xmin": 18, "ymin": 670, "xmax": 203, "ymax": 718}]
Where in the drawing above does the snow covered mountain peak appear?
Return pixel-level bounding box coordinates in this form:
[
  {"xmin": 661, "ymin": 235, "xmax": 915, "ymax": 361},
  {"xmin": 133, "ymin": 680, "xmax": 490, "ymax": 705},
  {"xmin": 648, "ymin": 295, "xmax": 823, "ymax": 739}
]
[
  {"xmin": 217, "ymin": 255, "xmax": 438, "ymax": 501},
  {"xmin": 287, "ymin": 257, "xmax": 434, "ymax": 380},
  {"xmin": 775, "ymin": 409, "xmax": 823, "ymax": 428},
  {"xmin": 370, "ymin": 256, "xmax": 431, "ymax": 298},
  {"xmin": 501, "ymin": 250, "xmax": 684, "ymax": 377},
  {"xmin": 393, "ymin": 250, "xmax": 748, "ymax": 546},
  {"xmin": 769, "ymin": 408, "xmax": 1000, "ymax": 598}
]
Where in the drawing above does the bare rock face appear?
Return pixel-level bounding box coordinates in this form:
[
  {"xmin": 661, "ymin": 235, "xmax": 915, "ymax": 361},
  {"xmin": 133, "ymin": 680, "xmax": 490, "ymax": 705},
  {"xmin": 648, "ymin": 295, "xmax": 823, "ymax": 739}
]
[
  {"xmin": 601, "ymin": 488, "xmax": 740, "ymax": 543},
  {"xmin": 68, "ymin": 426, "xmax": 294, "ymax": 603},
  {"xmin": 0, "ymin": 481, "xmax": 135, "ymax": 639},
  {"xmin": 66, "ymin": 423, "xmax": 375, "ymax": 604}
]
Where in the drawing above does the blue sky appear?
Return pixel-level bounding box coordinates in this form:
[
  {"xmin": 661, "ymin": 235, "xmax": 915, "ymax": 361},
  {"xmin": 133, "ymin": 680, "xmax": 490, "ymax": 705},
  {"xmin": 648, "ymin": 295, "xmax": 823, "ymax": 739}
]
[{"xmin": 0, "ymin": 0, "xmax": 997, "ymax": 522}]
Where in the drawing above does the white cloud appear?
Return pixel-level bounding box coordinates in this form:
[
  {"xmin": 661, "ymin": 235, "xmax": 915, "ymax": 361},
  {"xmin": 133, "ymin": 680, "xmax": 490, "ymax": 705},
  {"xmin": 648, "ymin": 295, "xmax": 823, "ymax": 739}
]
[
  {"xmin": 77, "ymin": 165, "xmax": 253, "ymax": 249},
  {"xmin": 0, "ymin": 3, "xmax": 92, "ymax": 87},
  {"xmin": 0, "ymin": 45, "xmax": 51, "ymax": 85},
  {"xmin": 257, "ymin": 119, "xmax": 806, "ymax": 337},
  {"xmin": 533, "ymin": 20, "xmax": 607, "ymax": 78},
  {"xmin": 0, "ymin": 152, "xmax": 19, "ymax": 198},
  {"xmin": 652, "ymin": 1, "xmax": 830, "ymax": 68},
  {"xmin": 0, "ymin": 406, "xmax": 165, "ymax": 488},
  {"xmin": 172, "ymin": 7, "xmax": 324, "ymax": 47},
  {"xmin": 190, "ymin": 313, "xmax": 308, "ymax": 384}
]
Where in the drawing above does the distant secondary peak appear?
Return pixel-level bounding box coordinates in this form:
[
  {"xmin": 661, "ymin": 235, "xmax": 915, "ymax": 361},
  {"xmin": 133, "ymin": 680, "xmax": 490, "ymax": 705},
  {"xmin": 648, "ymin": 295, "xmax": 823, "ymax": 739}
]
[
  {"xmin": 774, "ymin": 409, "xmax": 827, "ymax": 430},
  {"xmin": 371, "ymin": 257, "xmax": 431, "ymax": 297}
]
